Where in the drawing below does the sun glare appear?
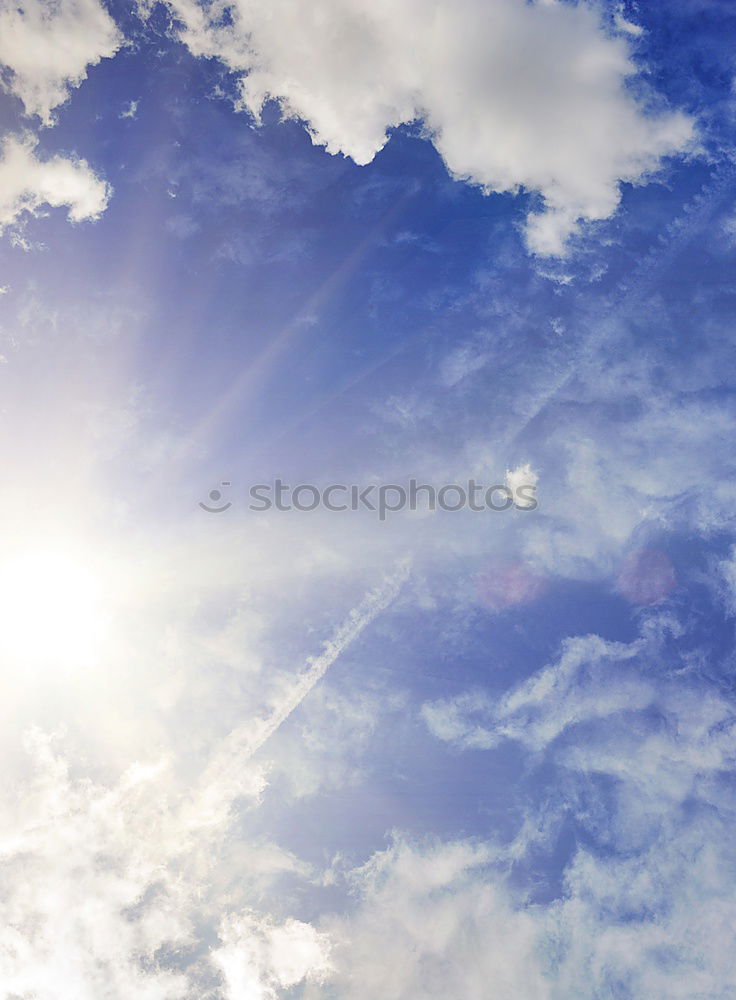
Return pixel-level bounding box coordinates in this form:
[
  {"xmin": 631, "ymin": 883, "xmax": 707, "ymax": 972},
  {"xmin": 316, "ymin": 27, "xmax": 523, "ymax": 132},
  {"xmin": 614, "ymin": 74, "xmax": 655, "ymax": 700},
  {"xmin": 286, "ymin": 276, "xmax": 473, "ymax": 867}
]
[{"xmin": 0, "ymin": 547, "xmax": 110, "ymax": 669}]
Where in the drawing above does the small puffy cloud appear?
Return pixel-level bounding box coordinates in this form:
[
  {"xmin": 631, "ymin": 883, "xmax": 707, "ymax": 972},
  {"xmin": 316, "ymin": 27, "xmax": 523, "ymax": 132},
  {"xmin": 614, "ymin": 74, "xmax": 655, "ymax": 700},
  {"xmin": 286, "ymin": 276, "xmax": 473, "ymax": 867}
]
[
  {"xmin": 0, "ymin": 133, "xmax": 110, "ymax": 231},
  {"xmin": 162, "ymin": 0, "xmax": 694, "ymax": 254},
  {"xmin": 0, "ymin": 0, "xmax": 121, "ymax": 123},
  {"xmin": 505, "ymin": 462, "xmax": 539, "ymax": 495},
  {"xmin": 120, "ymin": 99, "xmax": 139, "ymax": 120},
  {"xmin": 614, "ymin": 11, "xmax": 645, "ymax": 37}
]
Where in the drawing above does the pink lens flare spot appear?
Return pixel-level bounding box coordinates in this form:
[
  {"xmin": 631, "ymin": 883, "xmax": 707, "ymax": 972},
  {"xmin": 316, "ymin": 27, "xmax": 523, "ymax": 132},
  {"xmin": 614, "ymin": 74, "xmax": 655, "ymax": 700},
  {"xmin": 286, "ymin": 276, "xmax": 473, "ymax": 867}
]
[
  {"xmin": 477, "ymin": 562, "xmax": 548, "ymax": 612},
  {"xmin": 617, "ymin": 548, "xmax": 676, "ymax": 605}
]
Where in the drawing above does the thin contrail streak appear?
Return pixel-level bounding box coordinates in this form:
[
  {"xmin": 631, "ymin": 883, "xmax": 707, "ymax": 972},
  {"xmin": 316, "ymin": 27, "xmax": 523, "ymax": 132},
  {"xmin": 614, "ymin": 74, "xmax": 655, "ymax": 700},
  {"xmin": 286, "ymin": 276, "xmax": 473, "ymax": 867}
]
[{"xmin": 197, "ymin": 558, "xmax": 411, "ymax": 818}]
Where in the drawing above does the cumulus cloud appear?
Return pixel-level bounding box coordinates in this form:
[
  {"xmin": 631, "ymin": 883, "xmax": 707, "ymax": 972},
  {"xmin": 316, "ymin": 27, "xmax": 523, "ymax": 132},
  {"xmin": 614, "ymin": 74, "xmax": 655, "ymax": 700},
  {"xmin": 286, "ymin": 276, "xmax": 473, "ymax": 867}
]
[
  {"xmin": 160, "ymin": 0, "xmax": 693, "ymax": 254},
  {"xmin": 0, "ymin": 134, "xmax": 111, "ymax": 231},
  {"xmin": 0, "ymin": 0, "xmax": 121, "ymax": 124}
]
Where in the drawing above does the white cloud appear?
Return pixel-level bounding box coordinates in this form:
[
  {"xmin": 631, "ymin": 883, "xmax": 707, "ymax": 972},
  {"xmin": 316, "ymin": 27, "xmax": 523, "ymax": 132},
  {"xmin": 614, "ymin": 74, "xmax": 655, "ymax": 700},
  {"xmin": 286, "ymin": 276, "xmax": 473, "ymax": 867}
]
[
  {"xmin": 161, "ymin": 0, "xmax": 693, "ymax": 254},
  {"xmin": 0, "ymin": 134, "xmax": 110, "ymax": 232},
  {"xmin": 614, "ymin": 5, "xmax": 645, "ymax": 37},
  {"xmin": 0, "ymin": 731, "xmax": 194, "ymax": 1000},
  {"xmin": 0, "ymin": 0, "xmax": 121, "ymax": 124},
  {"xmin": 120, "ymin": 99, "xmax": 140, "ymax": 120},
  {"xmin": 412, "ymin": 615, "xmax": 736, "ymax": 998},
  {"xmin": 505, "ymin": 462, "xmax": 538, "ymax": 495},
  {"xmin": 213, "ymin": 913, "xmax": 331, "ymax": 1000},
  {"xmin": 195, "ymin": 558, "xmax": 411, "ymax": 826},
  {"xmin": 322, "ymin": 836, "xmax": 551, "ymax": 1000},
  {"xmin": 267, "ymin": 684, "xmax": 407, "ymax": 800},
  {"xmin": 1, "ymin": 481, "xmax": 734, "ymax": 999},
  {"xmin": 422, "ymin": 632, "xmax": 649, "ymax": 752},
  {"xmin": 0, "ymin": 725, "xmax": 316, "ymax": 999},
  {"xmin": 439, "ymin": 343, "xmax": 490, "ymax": 387},
  {"xmin": 321, "ymin": 794, "xmax": 736, "ymax": 999},
  {"xmin": 0, "ymin": 564, "xmax": 408, "ymax": 998}
]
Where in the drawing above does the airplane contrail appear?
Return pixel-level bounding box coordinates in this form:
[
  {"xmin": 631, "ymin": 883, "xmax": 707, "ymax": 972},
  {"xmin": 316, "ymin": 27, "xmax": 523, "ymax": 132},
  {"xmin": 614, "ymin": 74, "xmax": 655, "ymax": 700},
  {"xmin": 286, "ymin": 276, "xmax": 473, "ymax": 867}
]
[{"xmin": 196, "ymin": 558, "xmax": 411, "ymax": 822}]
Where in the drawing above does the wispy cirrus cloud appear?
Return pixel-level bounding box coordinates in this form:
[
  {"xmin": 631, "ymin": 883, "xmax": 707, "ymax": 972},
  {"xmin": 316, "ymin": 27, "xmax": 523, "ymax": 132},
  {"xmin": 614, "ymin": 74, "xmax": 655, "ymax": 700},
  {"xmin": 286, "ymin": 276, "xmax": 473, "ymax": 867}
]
[{"xmin": 413, "ymin": 611, "xmax": 736, "ymax": 998}]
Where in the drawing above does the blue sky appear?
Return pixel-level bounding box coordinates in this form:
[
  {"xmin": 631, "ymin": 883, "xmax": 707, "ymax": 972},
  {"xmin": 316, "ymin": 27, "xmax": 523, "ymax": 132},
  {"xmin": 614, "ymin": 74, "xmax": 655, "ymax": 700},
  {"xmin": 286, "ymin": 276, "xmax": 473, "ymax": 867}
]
[{"xmin": 1, "ymin": 0, "xmax": 736, "ymax": 996}]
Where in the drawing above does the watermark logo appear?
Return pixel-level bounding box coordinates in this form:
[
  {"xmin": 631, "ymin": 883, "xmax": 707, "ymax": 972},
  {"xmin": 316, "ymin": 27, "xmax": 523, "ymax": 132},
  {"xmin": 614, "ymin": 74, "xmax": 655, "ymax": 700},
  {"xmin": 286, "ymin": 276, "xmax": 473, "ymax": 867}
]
[
  {"xmin": 198, "ymin": 481, "xmax": 232, "ymax": 513},
  {"xmin": 199, "ymin": 479, "xmax": 537, "ymax": 520}
]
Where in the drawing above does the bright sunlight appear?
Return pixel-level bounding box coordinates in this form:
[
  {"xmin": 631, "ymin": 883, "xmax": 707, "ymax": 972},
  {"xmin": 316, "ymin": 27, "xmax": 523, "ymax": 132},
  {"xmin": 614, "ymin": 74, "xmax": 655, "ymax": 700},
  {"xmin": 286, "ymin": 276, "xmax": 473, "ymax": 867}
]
[{"xmin": 0, "ymin": 547, "xmax": 110, "ymax": 670}]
